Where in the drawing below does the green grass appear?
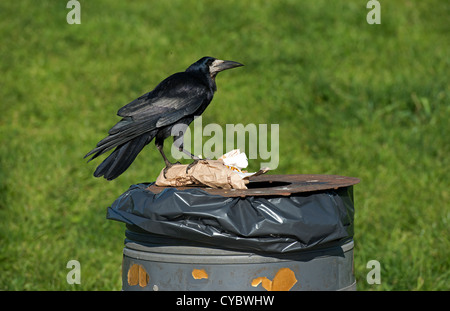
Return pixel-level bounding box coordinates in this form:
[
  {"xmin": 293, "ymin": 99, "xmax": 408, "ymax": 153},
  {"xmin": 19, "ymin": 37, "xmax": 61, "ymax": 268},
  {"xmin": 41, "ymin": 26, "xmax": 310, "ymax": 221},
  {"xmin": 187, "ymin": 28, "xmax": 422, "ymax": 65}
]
[{"xmin": 0, "ymin": 0, "xmax": 448, "ymax": 290}]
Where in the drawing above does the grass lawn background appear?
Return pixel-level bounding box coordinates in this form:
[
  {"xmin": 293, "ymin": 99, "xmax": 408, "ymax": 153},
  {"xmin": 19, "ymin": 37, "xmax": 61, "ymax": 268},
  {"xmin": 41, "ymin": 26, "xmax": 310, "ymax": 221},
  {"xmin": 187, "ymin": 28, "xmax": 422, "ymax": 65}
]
[{"xmin": 0, "ymin": 0, "xmax": 448, "ymax": 290}]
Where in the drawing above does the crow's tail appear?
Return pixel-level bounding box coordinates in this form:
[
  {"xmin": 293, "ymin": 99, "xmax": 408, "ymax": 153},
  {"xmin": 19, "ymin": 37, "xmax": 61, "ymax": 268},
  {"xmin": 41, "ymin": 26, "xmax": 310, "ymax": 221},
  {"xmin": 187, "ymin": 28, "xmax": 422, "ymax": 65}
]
[{"xmin": 92, "ymin": 133, "xmax": 154, "ymax": 180}]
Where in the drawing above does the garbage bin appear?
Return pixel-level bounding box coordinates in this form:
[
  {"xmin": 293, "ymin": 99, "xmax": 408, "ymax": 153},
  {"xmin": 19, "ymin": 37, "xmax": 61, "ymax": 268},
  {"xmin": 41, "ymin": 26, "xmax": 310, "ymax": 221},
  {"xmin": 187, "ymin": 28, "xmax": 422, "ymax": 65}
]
[{"xmin": 107, "ymin": 174, "xmax": 360, "ymax": 291}]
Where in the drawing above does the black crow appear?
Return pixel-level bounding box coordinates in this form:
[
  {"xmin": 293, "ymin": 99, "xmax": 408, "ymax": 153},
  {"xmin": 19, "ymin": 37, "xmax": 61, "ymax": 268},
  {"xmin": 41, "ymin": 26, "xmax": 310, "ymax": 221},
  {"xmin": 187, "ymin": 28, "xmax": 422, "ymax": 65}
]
[{"xmin": 84, "ymin": 56, "xmax": 243, "ymax": 180}]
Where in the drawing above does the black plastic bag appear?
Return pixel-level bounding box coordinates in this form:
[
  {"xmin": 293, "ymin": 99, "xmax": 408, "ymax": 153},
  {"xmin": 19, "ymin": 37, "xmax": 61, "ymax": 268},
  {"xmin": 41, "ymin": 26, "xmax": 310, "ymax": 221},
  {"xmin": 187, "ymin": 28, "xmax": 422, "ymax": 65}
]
[{"xmin": 107, "ymin": 183, "xmax": 354, "ymax": 253}]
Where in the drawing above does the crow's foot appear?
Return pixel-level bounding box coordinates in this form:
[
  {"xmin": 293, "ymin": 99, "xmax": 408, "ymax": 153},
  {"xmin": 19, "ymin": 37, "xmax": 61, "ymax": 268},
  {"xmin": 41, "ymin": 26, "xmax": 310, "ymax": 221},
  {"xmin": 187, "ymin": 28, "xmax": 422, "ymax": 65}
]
[
  {"xmin": 185, "ymin": 159, "xmax": 200, "ymax": 174},
  {"xmin": 163, "ymin": 161, "xmax": 181, "ymax": 178}
]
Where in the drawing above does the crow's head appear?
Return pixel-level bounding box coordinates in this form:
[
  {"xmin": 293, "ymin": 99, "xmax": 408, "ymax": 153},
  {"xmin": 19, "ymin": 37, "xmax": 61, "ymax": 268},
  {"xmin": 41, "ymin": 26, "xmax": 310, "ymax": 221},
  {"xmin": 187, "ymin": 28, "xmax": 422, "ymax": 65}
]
[{"xmin": 186, "ymin": 56, "xmax": 243, "ymax": 79}]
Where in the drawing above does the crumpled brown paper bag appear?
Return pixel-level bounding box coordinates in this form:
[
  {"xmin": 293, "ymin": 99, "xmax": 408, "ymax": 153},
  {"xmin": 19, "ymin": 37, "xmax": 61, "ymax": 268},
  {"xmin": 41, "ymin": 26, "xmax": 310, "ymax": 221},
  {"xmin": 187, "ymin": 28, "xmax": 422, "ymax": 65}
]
[{"xmin": 155, "ymin": 160, "xmax": 249, "ymax": 189}]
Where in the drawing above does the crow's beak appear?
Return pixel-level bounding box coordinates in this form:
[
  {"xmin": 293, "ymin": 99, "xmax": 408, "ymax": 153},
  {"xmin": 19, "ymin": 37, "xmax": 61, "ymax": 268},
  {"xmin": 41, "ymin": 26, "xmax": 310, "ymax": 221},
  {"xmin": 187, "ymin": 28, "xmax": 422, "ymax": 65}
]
[{"xmin": 210, "ymin": 59, "xmax": 244, "ymax": 76}]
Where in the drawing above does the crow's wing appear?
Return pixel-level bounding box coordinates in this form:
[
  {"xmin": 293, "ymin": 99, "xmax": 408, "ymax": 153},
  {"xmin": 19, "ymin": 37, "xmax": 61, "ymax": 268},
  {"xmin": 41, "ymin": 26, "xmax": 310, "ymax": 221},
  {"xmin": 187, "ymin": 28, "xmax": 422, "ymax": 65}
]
[
  {"xmin": 117, "ymin": 72, "xmax": 210, "ymax": 125},
  {"xmin": 84, "ymin": 72, "xmax": 211, "ymax": 160}
]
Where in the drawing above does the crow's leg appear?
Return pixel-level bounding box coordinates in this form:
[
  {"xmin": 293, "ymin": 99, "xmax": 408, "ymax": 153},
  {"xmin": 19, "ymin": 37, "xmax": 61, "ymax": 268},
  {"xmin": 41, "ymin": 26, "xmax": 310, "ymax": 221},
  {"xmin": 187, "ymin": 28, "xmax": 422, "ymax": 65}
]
[
  {"xmin": 174, "ymin": 137, "xmax": 202, "ymax": 160},
  {"xmin": 182, "ymin": 149, "xmax": 201, "ymax": 160},
  {"xmin": 156, "ymin": 140, "xmax": 180, "ymax": 178},
  {"xmin": 172, "ymin": 128, "xmax": 203, "ymax": 171},
  {"xmin": 156, "ymin": 143, "xmax": 172, "ymax": 167}
]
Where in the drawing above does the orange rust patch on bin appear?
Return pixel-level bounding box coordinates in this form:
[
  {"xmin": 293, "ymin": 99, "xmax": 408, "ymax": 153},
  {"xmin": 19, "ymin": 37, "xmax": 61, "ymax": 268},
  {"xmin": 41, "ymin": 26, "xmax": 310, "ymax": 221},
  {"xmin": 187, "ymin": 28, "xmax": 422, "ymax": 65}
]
[
  {"xmin": 252, "ymin": 268, "xmax": 297, "ymax": 291},
  {"xmin": 192, "ymin": 269, "xmax": 209, "ymax": 280},
  {"xmin": 128, "ymin": 264, "xmax": 149, "ymax": 287},
  {"xmin": 251, "ymin": 277, "xmax": 273, "ymax": 291},
  {"xmin": 272, "ymin": 268, "xmax": 298, "ymax": 291}
]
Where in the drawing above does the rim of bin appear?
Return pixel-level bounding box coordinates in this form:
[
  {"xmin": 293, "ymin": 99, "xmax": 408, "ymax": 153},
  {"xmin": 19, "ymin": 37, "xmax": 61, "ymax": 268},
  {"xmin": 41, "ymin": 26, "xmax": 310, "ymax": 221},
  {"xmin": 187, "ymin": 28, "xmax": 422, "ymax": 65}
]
[{"xmin": 146, "ymin": 174, "xmax": 360, "ymax": 197}]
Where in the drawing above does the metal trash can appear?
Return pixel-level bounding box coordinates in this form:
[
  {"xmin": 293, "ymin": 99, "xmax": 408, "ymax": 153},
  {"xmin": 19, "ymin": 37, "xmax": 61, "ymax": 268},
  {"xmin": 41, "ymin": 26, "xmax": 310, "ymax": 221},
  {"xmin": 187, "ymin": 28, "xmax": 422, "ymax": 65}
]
[
  {"xmin": 108, "ymin": 174, "xmax": 360, "ymax": 291},
  {"xmin": 122, "ymin": 234, "xmax": 355, "ymax": 291}
]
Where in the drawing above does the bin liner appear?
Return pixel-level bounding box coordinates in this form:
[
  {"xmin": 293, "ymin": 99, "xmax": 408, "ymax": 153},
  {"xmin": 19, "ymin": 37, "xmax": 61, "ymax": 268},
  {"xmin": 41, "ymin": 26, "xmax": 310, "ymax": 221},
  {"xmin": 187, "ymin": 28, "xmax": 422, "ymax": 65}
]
[{"xmin": 107, "ymin": 183, "xmax": 355, "ymax": 253}]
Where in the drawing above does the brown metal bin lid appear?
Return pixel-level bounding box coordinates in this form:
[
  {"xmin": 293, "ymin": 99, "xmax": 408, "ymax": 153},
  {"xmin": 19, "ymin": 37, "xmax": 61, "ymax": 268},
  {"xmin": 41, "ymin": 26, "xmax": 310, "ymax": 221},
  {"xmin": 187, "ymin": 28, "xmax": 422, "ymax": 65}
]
[{"xmin": 146, "ymin": 174, "xmax": 360, "ymax": 197}]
